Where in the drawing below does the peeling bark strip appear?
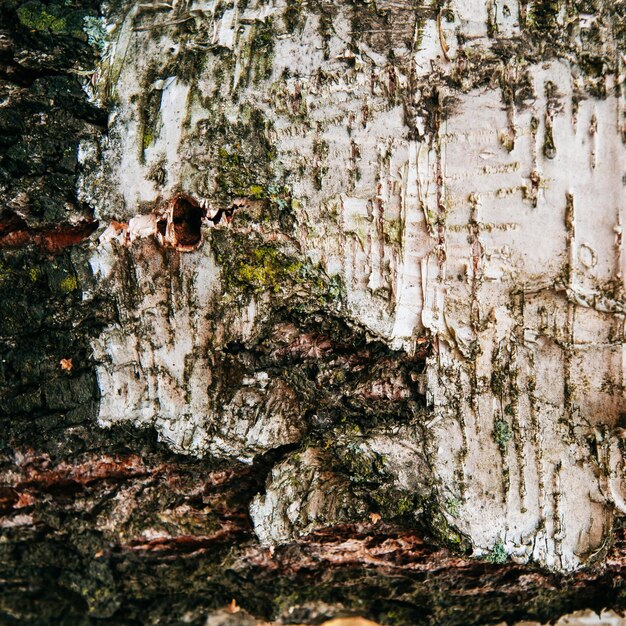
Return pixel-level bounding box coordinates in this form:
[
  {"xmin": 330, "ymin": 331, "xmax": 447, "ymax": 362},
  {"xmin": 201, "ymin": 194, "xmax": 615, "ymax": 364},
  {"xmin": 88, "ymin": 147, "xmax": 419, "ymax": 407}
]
[
  {"xmin": 0, "ymin": 217, "xmax": 98, "ymax": 252},
  {"xmin": 2, "ymin": 0, "xmax": 626, "ymax": 624}
]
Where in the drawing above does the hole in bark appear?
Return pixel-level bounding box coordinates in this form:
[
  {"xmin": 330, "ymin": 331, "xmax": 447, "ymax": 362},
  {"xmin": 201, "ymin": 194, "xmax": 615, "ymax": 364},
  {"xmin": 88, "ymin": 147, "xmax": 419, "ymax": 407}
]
[
  {"xmin": 156, "ymin": 218, "xmax": 167, "ymax": 236},
  {"xmin": 306, "ymin": 363, "xmax": 319, "ymax": 380},
  {"xmin": 172, "ymin": 197, "xmax": 203, "ymax": 247},
  {"xmin": 211, "ymin": 206, "xmax": 236, "ymax": 226}
]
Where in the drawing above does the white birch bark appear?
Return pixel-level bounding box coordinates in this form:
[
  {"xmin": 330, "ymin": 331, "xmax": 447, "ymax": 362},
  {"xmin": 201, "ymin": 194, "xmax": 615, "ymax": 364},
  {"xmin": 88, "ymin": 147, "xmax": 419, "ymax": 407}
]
[{"xmin": 80, "ymin": 0, "xmax": 626, "ymax": 572}]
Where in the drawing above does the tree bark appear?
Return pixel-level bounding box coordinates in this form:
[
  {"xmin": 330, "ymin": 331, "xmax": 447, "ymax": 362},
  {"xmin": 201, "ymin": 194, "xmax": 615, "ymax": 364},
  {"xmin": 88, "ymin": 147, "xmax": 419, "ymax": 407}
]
[{"xmin": 1, "ymin": 0, "xmax": 626, "ymax": 624}]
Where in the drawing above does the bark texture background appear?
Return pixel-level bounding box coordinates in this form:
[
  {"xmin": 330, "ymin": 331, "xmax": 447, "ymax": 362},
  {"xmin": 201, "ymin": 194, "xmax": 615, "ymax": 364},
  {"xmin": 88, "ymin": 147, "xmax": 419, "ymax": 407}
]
[{"xmin": 1, "ymin": 0, "xmax": 626, "ymax": 624}]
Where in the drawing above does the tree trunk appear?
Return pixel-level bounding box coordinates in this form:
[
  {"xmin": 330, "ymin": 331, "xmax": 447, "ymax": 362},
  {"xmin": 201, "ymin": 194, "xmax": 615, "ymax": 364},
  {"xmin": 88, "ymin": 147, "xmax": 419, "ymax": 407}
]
[{"xmin": 1, "ymin": 0, "xmax": 626, "ymax": 624}]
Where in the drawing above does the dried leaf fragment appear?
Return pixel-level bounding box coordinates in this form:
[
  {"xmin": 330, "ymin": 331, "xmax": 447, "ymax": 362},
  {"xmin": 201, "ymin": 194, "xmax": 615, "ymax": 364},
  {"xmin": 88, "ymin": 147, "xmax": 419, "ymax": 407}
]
[{"xmin": 225, "ymin": 599, "xmax": 240, "ymax": 614}]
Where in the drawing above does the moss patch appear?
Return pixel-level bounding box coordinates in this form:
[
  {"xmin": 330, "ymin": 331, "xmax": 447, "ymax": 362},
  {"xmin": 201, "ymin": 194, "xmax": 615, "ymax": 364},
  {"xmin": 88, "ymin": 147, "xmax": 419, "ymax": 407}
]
[
  {"xmin": 17, "ymin": 1, "xmax": 68, "ymax": 33},
  {"xmin": 15, "ymin": 1, "xmax": 89, "ymax": 37},
  {"xmin": 493, "ymin": 418, "xmax": 513, "ymax": 452},
  {"xmin": 231, "ymin": 244, "xmax": 302, "ymax": 294},
  {"xmin": 210, "ymin": 228, "xmax": 344, "ymax": 313}
]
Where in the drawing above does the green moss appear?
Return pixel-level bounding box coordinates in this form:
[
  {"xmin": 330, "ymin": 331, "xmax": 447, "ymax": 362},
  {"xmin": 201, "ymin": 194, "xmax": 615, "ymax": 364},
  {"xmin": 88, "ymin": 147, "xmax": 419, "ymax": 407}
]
[
  {"xmin": 142, "ymin": 127, "xmax": 154, "ymax": 150},
  {"xmin": 59, "ymin": 276, "xmax": 78, "ymax": 293},
  {"xmin": 216, "ymin": 147, "xmax": 258, "ymax": 197},
  {"xmin": 213, "ymin": 235, "xmax": 301, "ymax": 297},
  {"xmin": 493, "ymin": 418, "xmax": 513, "ymax": 452},
  {"xmin": 326, "ymin": 274, "xmax": 345, "ymax": 303},
  {"xmin": 235, "ymin": 246, "xmax": 299, "ymax": 293},
  {"xmin": 252, "ymin": 19, "xmax": 274, "ymax": 50},
  {"xmin": 332, "ymin": 442, "xmax": 469, "ymax": 552},
  {"xmin": 490, "ymin": 368, "xmax": 505, "ymax": 397},
  {"xmin": 216, "ymin": 146, "xmax": 239, "ymax": 181},
  {"xmin": 318, "ymin": 10, "xmax": 333, "ymax": 59},
  {"xmin": 371, "ymin": 488, "xmax": 423, "ymax": 521},
  {"xmin": 338, "ymin": 441, "xmax": 387, "ymax": 485},
  {"xmin": 527, "ymin": 0, "xmax": 561, "ymax": 32},
  {"xmin": 0, "ymin": 262, "xmax": 14, "ymax": 286},
  {"xmin": 557, "ymin": 260, "xmax": 571, "ymax": 288},
  {"xmin": 17, "ymin": 2, "xmax": 67, "ymax": 33},
  {"xmin": 247, "ymin": 184, "xmax": 265, "ymax": 199},
  {"xmin": 425, "ymin": 499, "xmax": 472, "ymax": 553},
  {"xmin": 395, "ymin": 496, "xmax": 417, "ymax": 516}
]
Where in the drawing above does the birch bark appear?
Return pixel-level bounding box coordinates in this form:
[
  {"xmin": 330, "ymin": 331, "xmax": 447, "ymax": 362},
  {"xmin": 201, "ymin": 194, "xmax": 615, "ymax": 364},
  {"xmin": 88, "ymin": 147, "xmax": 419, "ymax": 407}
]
[{"xmin": 2, "ymin": 0, "xmax": 626, "ymax": 623}]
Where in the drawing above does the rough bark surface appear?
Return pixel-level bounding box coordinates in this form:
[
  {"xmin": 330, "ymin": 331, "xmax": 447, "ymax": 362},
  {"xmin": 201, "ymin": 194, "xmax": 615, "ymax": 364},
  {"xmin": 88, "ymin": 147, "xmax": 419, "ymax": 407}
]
[{"xmin": 1, "ymin": 0, "xmax": 626, "ymax": 624}]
